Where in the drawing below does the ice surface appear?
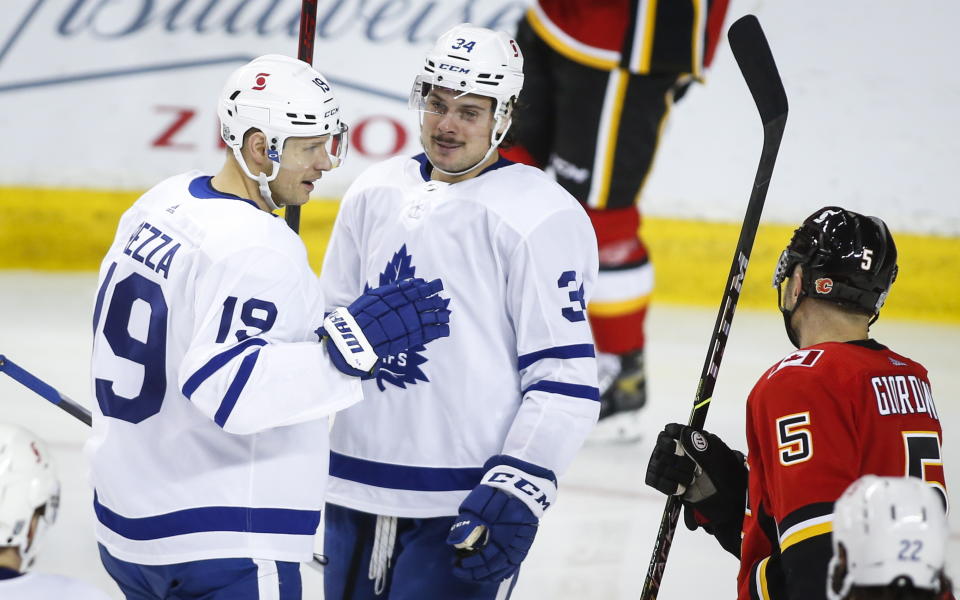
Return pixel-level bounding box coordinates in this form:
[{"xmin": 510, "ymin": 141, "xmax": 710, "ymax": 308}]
[{"xmin": 1, "ymin": 272, "xmax": 956, "ymax": 599}]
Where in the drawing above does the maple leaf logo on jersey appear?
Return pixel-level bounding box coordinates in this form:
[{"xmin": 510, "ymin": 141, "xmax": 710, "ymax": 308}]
[{"xmin": 367, "ymin": 244, "xmax": 444, "ymax": 392}]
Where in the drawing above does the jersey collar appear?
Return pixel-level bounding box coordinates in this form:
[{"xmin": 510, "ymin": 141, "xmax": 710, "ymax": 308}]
[
  {"xmin": 189, "ymin": 176, "xmax": 261, "ymax": 211},
  {"xmin": 847, "ymin": 339, "xmax": 887, "ymax": 351},
  {"xmin": 412, "ymin": 153, "xmax": 514, "ymax": 183},
  {"xmin": 0, "ymin": 567, "xmax": 22, "ymax": 580}
]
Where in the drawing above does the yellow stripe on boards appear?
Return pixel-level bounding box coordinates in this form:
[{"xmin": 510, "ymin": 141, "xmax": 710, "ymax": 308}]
[
  {"xmin": 1, "ymin": 187, "xmax": 956, "ymax": 323},
  {"xmin": 0, "ymin": 186, "xmax": 340, "ymax": 273},
  {"xmin": 641, "ymin": 216, "xmax": 960, "ymax": 323},
  {"xmin": 779, "ymin": 521, "xmax": 832, "ymax": 552}
]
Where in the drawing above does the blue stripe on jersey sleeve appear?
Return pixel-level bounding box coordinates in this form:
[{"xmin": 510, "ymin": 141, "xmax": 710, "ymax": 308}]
[
  {"xmin": 330, "ymin": 452, "xmax": 483, "ymax": 492},
  {"xmin": 517, "ymin": 343, "xmax": 596, "ymax": 370},
  {"xmin": 522, "ymin": 380, "xmax": 600, "ymax": 402},
  {"xmin": 182, "ymin": 337, "xmax": 267, "ymax": 399},
  {"xmin": 214, "ymin": 349, "xmax": 260, "ymax": 427},
  {"xmin": 93, "ymin": 492, "xmax": 320, "ymax": 540}
]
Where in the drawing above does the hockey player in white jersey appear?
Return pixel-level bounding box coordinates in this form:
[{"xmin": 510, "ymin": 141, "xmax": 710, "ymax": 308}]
[
  {"xmin": 320, "ymin": 24, "xmax": 600, "ymax": 599},
  {"xmin": 0, "ymin": 423, "xmax": 113, "ymax": 599},
  {"xmin": 87, "ymin": 55, "xmax": 450, "ymax": 600},
  {"xmin": 827, "ymin": 476, "xmax": 953, "ymax": 600}
]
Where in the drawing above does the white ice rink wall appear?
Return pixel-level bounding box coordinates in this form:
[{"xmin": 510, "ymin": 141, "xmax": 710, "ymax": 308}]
[{"xmin": 1, "ymin": 0, "xmax": 958, "ymax": 230}]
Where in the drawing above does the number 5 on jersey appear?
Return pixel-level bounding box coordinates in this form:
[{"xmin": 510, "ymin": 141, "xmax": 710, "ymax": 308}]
[
  {"xmin": 776, "ymin": 412, "xmax": 812, "ymax": 466},
  {"xmin": 903, "ymin": 431, "xmax": 948, "ymax": 511}
]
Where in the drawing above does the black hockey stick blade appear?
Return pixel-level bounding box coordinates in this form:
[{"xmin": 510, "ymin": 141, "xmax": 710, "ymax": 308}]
[
  {"xmin": 640, "ymin": 15, "xmax": 788, "ymax": 600},
  {"xmin": 728, "ymin": 15, "xmax": 788, "ymax": 126}
]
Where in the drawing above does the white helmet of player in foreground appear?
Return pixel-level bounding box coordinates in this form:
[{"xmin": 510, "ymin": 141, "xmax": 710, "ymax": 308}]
[
  {"xmin": 827, "ymin": 475, "xmax": 949, "ymax": 600},
  {"xmin": 0, "ymin": 424, "xmax": 60, "ymax": 571},
  {"xmin": 218, "ymin": 54, "xmax": 349, "ymax": 210},
  {"xmin": 409, "ymin": 24, "xmax": 524, "ymax": 177}
]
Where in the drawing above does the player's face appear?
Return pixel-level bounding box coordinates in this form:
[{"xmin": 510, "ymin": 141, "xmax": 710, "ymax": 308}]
[
  {"xmin": 420, "ymin": 87, "xmax": 498, "ymax": 178},
  {"xmin": 268, "ymin": 135, "xmax": 334, "ymax": 207}
]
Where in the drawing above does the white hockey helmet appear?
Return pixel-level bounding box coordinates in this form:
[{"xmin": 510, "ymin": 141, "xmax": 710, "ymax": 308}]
[
  {"xmin": 409, "ymin": 24, "xmax": 524, "ymax": 176},
  {"xmin": 827, "ymin": 475, "xmax": 948, "ymax": 600},
  {"xmin": 218, "ymin": 54, "xmax": 348, "ymax": 209},
  {"xmin": 0, "ymin": 424, "xmax": 60, "ymax": 571}
]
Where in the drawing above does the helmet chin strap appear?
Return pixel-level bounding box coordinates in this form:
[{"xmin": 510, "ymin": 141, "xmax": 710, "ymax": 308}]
[
  {"xmin": 778, "ymin": 286, "xmax": 806, "ymax": 349},
  {"xmin": 426, "ymin": 113, "xmax": 512, "ymax": 178},
  {"xmin": 232, "ymin": 146, "xmax": 281, "ymax": 211}
]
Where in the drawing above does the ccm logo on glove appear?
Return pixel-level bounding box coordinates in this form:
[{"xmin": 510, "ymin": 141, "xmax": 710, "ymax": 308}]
[
  {"xmin": 481, "ymin": 465, "xmax": 556, "ymax": 518},
  {"xmin": 487, "ymin": 471, "xmax": 551, "ymax": 511}
]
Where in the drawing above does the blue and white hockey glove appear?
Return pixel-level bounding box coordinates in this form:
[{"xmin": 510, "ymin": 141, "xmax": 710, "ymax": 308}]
[
  {"xmin": 446, "ymin": 455, "xmax": 557, "ymax": 583},
  {"xmin": 322, "ymin": 277, "xmax": 450, "ymax": 377}
]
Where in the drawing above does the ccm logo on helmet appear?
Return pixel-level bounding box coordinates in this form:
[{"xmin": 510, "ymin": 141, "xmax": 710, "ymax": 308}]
[
  {"xmin": 438, "ymin": 63, "xmax": 470, "ymax": 74},
  {"xmin": 815, "ymin": 278, "xmax": 834, "ymax": 294},
  {"xmin": 252, "ymin": 72, "xmax": 270, "ymax": 90}
]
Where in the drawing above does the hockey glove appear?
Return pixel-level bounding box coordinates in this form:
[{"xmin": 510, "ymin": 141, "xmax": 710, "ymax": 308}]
[
  {"xmin": 322, "ymin": 277, "xmax": 450, "ymax": 377},
  {"xmin": 645, "ymin": 423, "xmax": 747, "ymax": 557},
  {"xmin": 446, "ymin": 455, "xmax": 557, "ymax": 583}
]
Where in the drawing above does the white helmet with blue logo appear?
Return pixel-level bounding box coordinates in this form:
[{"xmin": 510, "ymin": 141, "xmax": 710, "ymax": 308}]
[
  {"xmin": 217, "ymin": 54, "xmax": 348, "ymax": 209},
  {"xmin": 0, "ymin": 424, "xmax": 60, "ymax": 571},
  {"xmin": 827, "ymin": 475, "xmax": 948, "ymax": 600},
  {"xmin": 409, "ymin": 24, "xmax": 524, "ymax": 176}
]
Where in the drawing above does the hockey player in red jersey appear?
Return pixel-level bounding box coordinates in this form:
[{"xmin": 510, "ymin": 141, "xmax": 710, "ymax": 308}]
[
  {"xmin": 501, "ymin": 0, "xmax": 730, "ymax": 440},
  {"xmin": 645, "ymin": 206, "xmax": 948, "ymax": 599}
]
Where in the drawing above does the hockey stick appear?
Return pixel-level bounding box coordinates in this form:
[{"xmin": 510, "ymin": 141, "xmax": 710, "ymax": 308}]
[
  {"xmin": 639, "ymin": 14, "xmax": 788, "ymax": 599},
  {"xmin": 0, "ymin": 355, "xmax": 92, "ymax": 426},
  {"xmin": 283, "ymin": 0, "xmax": 319, "ymax": 234}
]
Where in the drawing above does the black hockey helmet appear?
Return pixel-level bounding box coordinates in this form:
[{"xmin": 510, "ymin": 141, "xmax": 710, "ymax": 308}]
[{"xmin": 773, "ymin": 206, "xmax": 899, "ymax": 317}]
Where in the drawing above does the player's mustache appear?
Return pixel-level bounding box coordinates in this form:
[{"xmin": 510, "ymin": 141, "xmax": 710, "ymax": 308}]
[{"xmin": 432, "ymin": 136, "xmax": 462, "ymax": 145}]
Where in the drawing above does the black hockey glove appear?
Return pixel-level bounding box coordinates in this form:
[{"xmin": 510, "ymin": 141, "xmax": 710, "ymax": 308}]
[{"xmin": 645, "ymin": 423, "xmax": 747, "ymax": 557}]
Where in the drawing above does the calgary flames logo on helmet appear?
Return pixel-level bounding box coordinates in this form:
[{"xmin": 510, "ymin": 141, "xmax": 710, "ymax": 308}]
[{"xmin": 814, "ymin": 277, "xmax": 834, "ymax": 294}]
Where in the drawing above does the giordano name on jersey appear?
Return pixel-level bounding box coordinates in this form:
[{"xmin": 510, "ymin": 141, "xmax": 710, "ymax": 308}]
[{"xmin": 870, "ymin": 374, "xmax": 940, "ymax": 420}]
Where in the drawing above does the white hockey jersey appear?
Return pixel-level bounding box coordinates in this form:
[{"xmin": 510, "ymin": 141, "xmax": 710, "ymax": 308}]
[
  {"xmin": 320, "ymin": 155, "xmax": 600, "ymax": 518},
  {"xmin": 87, "ymin": 171, "xmax": 362, "ymax": 565},
  {"xmin": 0, "ymin": 569, "xmax": 113, "ymax": 600}
]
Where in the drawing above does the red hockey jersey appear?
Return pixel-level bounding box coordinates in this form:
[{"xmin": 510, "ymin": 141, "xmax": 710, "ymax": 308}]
[
  {"xmin": 739, "ymin": 340, "xmax": 947, "ymax": 600},
  {"xmin": 527, "ymin": 0, "xmax": 729, "ymax": 76}
]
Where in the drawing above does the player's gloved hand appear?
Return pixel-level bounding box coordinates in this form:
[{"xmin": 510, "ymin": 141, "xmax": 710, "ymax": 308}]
[
  {"xmin": 322, "ymin": 277, "xmax": 450, "ymax": 377},
  {"xmin": 446, "ymin": 455, "xmax": 556, "ymax": 583},
  {"xmin": 645, "ymin": 423, "xmax": 747, "ymax": 554}
]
